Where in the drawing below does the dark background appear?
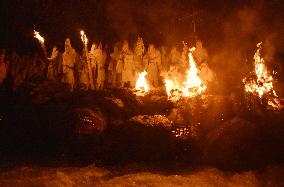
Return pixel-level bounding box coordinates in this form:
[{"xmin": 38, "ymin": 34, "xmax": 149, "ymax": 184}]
[{"xmin": 0, "ymin": 0, "xmax": 283, "ymax": 56}]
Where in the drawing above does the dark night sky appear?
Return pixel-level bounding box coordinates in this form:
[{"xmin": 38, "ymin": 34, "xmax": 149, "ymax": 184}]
[{"xmin": 0, "ymin": 0, "xmax": 283, "ymax": 56}]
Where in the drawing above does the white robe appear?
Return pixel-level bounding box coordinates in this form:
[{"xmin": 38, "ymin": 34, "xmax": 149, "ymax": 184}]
[
  {"xmin": 122, "ymin": 52, "xmax": 135, "ymax": 87},
  {"xmin": 62, "ymin": 49, "xmax": 76, "ymax": 90},
  {"xmin": 79, "ymin": 57, "xmax": 90, "ymax": 89},
  {"xmin": 93, "ymin": 49, "xmax": 105, "ymax": 90},
  {"xmin": 145, "ymin": 50, "xmax": 161, "ymax": 87}
]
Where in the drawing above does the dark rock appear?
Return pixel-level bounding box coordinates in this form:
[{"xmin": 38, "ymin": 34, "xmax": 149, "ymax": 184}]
[
  {"xmin": 168, "ymin": 107, "xmax": 185, "ymax": 125},
  {"xmin": 205, "ymin": 117, "xmax": 261, "ymax": 170}
]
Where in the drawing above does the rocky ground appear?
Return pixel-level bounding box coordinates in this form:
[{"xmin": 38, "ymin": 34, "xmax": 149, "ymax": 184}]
[{"xmin": 0, "ymin": 164, "xmax": 283, "ymax": 187}]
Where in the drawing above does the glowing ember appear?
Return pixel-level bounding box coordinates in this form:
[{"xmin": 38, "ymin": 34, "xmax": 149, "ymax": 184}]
[
  {"xmin": 135, "ymin": 71, "xmax": 149, "ymax": 95},
  {"xmin": 80, "ymin": 30, "xmax": 88, "ymax": 46},
  {"xmin": 80, "ymin": 116, "xmax": 96, "ymax": 126},
  {"xmin": 243, "ymin": 42, "xmax": 282, "ymax": 110},
  {"xmin": 171, "ymin": 127, "xmax": 190, "ymax": 138},
  {"xmin": 165, "ymin": 47, "xmax": 206, "ymax": 101},
  {"xmin": 33, "ymin": 30, "xmax": 44, "ymax": 45}
]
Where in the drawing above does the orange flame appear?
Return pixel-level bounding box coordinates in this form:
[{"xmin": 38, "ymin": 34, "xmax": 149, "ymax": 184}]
[
  {"xmin": 181, "ymin": 47, "xmax": 206, "ymax": 97},
  {"xmin": 165, "ymin": 78, "xmax": 183, "ymax": 101},
  {"xmin": 165, "ymin": 47, "xmax": 206, "ymax": 101},
  {"xmin": 33, "ymin": 30, "xmax": 44, "ymax": 45},
  {"xmin": 135, "ymin": 71, "xmax": 149, "ymax": 96},
  {"xmin": 243, "ymin": 42, "xmax": 282, "ymax": 110}
]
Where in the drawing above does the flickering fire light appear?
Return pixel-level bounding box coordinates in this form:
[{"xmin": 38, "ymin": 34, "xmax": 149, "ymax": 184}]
[
  {"xmin": 80, "ymin": 30, "xmax": 88, "ymax": 46},
  {"xmin": 165, "ymin": 47, "xmax": 206, "ymax": 101},
  {"xmin": 243, "ymin": 42, "xmax": 282, "ymax": 110},
  {"xmin": 33, "ymin": 30, "xmax": 45, "ymax": 45},
  {"xmin": 135, "ymin": 71, "xmax": 149, "ymax": 96},
  {"xmin": 165, "ymin": 78, "xmax": 183, "ymax": 101}
]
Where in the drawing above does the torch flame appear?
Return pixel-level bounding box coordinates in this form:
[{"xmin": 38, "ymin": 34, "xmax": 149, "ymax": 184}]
[
  {"xmin": 243, "ymin": 42, "xmax": 282, "ymax": 110},
  {"xmin": 80, "ymin": 30, "xmax": 94, "ymax": 90},
  {"xmin": 80, "ymin": 30, "xmax": 88, "ymax": 46},
  {"xmin": 165, "ymin": 46, "xmax": 206, "ymax": 101},
  {"xmin": 135, "ymin": 71, "xmax": 149, "ymax": 96},
  {"xmin": 33, "ymin": 30, "xmax": 44, "ymax": 45}
]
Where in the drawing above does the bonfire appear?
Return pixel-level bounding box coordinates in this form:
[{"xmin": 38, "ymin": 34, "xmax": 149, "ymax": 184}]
[
  {"xmin": 165, "ymin": 47, "xmax": 206, "ymax": 101},
  {"xmin": 243, "ymin": 42, "xmax": 282, "ymax": 110}
]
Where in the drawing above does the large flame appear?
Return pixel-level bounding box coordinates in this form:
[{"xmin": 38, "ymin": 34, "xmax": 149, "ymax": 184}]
[
  {"xmin": 80, "ymin": 30, "xmax": 88, "ymax": 46},
  {"xmin": 135, "ymin": 71, "xmax": 149, "ymax": 96},
  {"xmin": 182, "ymin": 47, "xmax": 206, "ymax": 97},
  {"xmin": 243, "ymin": 42, "xmax": 281, "ymax": 110},
  {"xmin": 33, "ymin": 30, "xmax": 44, "ymax": 45},
  {"xmin": 165, "ymin": 47, "xmax": 206, "ymax": 101}
]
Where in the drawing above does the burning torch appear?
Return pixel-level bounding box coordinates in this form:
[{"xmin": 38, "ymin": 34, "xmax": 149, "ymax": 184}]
[
  {"xmin": 33, "ymin": 30, "xmax": 47, "ymax": 56},
  {"xmin": 80, "ymin": 30, "xmax": 94, "ymax": 90}
]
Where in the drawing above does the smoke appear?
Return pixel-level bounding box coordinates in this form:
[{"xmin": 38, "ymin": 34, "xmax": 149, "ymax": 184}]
[
  {"xmin": 208, "ymin": 3, "xmax": 283, "ymax": 93},
  {"xmin": 106, "ymin": 0, "xmax": 282, "ymax": 83},
  {"xmin": 106, "ymin": 0, "xmax": 137, "ymax": 42},
  {"xmin": 221, "ymin": 8, "xmax": 260, "ymax": 80},
  {"xmin": 105, "ymin": 0, "xmax": 196, "ymax": 46}
]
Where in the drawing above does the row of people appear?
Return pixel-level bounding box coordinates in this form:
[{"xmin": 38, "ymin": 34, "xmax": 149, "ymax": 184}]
[
  {"xmin": 0, "ymin": 50, "xmax": 46, "ymax": 90},
  {"xmin": 54, "ymin": 37, "xmax": 163, "ymax": 91},
  {"xmin": 0, "ymin": 37, "xmax": 213, "ymax": 91}
]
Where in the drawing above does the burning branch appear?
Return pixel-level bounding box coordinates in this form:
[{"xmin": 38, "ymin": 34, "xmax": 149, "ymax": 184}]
[{"xmin": 80, "ymin": 30, "xmax": 94, "ymax": 90}]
